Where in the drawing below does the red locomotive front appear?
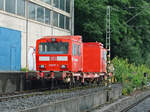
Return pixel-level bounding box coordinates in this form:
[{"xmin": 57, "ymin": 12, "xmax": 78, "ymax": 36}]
[{"xmin": 36, "ymin": 36, "xmax": 83, "ymax": 80}]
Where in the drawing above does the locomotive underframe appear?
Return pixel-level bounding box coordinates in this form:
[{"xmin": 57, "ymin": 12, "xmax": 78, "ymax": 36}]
[
  {"xmin": 25, "ymin": 71, "xmax": 109, "ymax": 90},
  {"xmin": 34, "ymin": 71, "xmax": 106, "ymax": 83}
]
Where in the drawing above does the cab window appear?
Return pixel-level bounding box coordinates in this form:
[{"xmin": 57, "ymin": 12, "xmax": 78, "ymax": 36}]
[
  {"xmin": 78, "ymin": 45, "xmax": 81, "ymax": 56},
  {"xmin": 104, "ymin": 50, "xmax": 107, "ymax": 61},
  {"xmin": 39, "ymin": 42, "xmax": 69, "ymax": 54},
  {"xmin": 72, "ymin": 43, "xmax": 77, "ymax": 56}
]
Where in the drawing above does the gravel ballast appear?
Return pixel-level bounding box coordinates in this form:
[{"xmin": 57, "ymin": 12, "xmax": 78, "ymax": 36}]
[{"xmin": 0, "ymin": 84, "xmax": 121, "ymax": 112}]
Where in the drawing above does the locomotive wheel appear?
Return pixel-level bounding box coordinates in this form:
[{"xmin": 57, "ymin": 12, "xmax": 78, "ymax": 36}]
[
  {"xmin": 50, "ymin": 78, "xmax": 54, "ymax": 89},
  {"xmin": 31, "ymin": 79, "xmax": 39, "ymax": 89},
  {"xmin": 26, "ymin": 80, "xmax": 32, "ymax": 90},
  {"xmin": 41, "ymin": 79, "xmax": 46, "ymax": 88}
]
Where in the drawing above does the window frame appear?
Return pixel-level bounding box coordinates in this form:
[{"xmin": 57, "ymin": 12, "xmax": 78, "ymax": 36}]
[
  {"xmin": 39, "ymin": 42, "xmax": 69, "ymax": 54},
  {"xmin": 60, "ymin": 0, "xmax": 65, "ymax": 10},
  {"xmin": 28, "ymin": 2, "xmax": 36, "ymax": 20},
  {"xmin": 59, "ymin": 14, "xmax": 65, "ymax": 29},
  {"xmin": 66, "ymin": 0, "xmax": 70, "ymax": 13},
  {"xmin": 53, "ymin": 11, "xmax": 59, "ymax": 27},
  {"xmin": 0, "ymin": 0, "xmax": 4, "ymax": 10},
  {"xmin": 5, "ymin": 0, "xmax": 16, "ymax": 14},
  {"xmin": 72, "ymin": 43, "xmax": 77, "ymax": 56},
  {"xmin": 65, "ymin": 16, "xmax": 70, "ymax": 30},
  {"xmin": 78, "ymin": 45, "xmax": 81, "ymax": 56},
  {"xmin": 41, "ymin": 0, "xmax": 51, "ymax": 5},
  {"xmin": 37, "ymin": 5, "xmax": 44, "ymax": 23},
  {"xmin": 53, "ymin": 0, "xmax": 59, "ymax": 8},
  {"xmin": 45, "ymin": 8, "xmax": 51, "ymax": 24},
  {"xmin": 17, "ymin": 0, "xmax": 25, "ymax": 17}
]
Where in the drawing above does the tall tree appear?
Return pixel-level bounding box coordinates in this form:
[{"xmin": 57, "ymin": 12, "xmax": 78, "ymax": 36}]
[{"xmin": 75, "ymin": 0, "xmax": 150, "ymax": 66}]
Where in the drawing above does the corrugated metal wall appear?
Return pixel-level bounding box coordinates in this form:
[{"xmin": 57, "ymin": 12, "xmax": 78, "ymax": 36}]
[{"xmin": 0, "ymin": 27, "xmax": 21, "ymax": 71}]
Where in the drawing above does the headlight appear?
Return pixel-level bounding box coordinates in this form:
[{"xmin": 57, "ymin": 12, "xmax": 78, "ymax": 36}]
[
  {"xmin": 61, "ymin": 65, "xmax": 67, "ymax": 69},
  {"xmin": 40, "ymin": 65, "xmax": 45, "ymax": 68}
]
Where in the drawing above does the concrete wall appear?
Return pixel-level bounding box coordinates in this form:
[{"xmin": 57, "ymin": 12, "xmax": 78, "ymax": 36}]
[
  {"xmin": 0, "ymin": 10, "xmax": 71, "ymax": 68},
  {"xmin": 109, "ymin": 84, "xmax": 122, "ymax": 100},
  {"xmin": 93, "ymin": 90, "xmax": 150, "ymax": 112},
  {"xmin": 0, "ymin": 72, "xmax": 25, "ymax": 93},
  {"xmin": 21, "ymin": 85, "xmax": 122, "ymax": 112}
]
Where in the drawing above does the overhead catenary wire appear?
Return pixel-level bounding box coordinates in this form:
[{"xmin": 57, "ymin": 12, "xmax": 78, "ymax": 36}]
[
  {"xmin": 105, "ymin": 5, "xmax": 150, "ymax": 64},
  {"xmin": 111, "ymin": 6, "xmax": 149, "ymax": 24},
  {"xmin": 109, "ymin": 5, "xmax": 150, "ymax": 29}
]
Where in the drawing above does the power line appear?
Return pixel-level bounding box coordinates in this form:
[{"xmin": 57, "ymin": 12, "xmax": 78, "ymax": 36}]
[
  {"xmin": 111, "ymin": 6, "xmax": 150, "ymax": 11},
  {"xmin": 110, "ymin": 6, "xmax": 148, "ymax": 24},
  {"xmin": 126, "ymin": 10, "xmax": 144, "ymax": 24}
]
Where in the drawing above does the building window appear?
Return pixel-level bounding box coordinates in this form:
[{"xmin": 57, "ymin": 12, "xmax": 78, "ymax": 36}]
[
  {"xmin": 5, "ymin": 0, "xmax": 16, "ymax": 14},
  {"xmin": 42, "ymin": 0, "xmax": 51, "ymax": 4},
  {"xmin": 28, "ymin": 2, "xmax": 36, "ymax": 20},
  {"xmin": 0, "ymin": 0, "xmax": 4, "ymax": 10},
  {"xmin": 60, "ymin": 0, "xmax": 65, "ymax": 10},
  {"xmin": 17, "ymin": 0, "xmax": 25, "ymax": 16},
  {"xmin": 1, "ymin": 0, "xmax": 25, "ymax": 16},
  {"xmin": 66, "ymin": 16, "xmax": 70, "ymax": 30},
  {"xmin": 59, "ymin": 14, "xmax": 64, "ymax": 29},
  {"xmin": 66, "ymin": 0, "xmax": 70, "ymax": 13},
  {"xmin": 28, "ymin": 2, "xmax": 51, "ymax": 25},
  {"xmin": 37, "ymin": 6, "xmax": 44, "ymax": 23},
  {"xmin": 53, "ymin": 0, "xmax": 70, "ymax": 13},
  {"xmin": 53, "ymin": 12, "xmax": 58, "ymax": 27},
  {"xmin": 53, "ymin": 0, "xmax": 59, "ymax": 8},
  {"xmin": 45, "ymin": 9, "xmax": 50, "ymax": 24}
]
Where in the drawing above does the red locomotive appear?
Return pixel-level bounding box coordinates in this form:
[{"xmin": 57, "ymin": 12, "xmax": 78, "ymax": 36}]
[{"xmin": 35, "ymin": 35, "xmax": 107, "ymax": 87}]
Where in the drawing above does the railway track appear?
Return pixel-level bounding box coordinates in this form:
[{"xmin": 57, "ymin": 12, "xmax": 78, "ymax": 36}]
[
  {"xmin": 0, "ymin": 84, "xmax": 121, "ymax": 112},
  {"xmin": 121, "ymin": 95, "xmax": 150, "ymax": 112},
  {"xmin": 0, "ymin": 83, "xmax": 108, "ymax": 102}
]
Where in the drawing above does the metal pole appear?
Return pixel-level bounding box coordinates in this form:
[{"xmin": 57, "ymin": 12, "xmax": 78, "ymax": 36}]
[
  {"xmin": 106, "ymin": 6, "xmax": 111, "ymax": 65},
  {"xmin": 26, "ymin": 0, "xmax": 29, "ymax": 70},
  {"xmin": 106, "ymin": 6, "xmax": 111, "ymax": 86},
  {"xmin": 71, "ymin": 0, "xmax": 74, "ymax": 35},
  {"xmin": 51, "ymin": 0, "xmax": 54, "ymax": 36}
]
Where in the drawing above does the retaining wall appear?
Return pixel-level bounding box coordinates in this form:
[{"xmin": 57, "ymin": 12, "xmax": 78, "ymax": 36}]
[
  {"xmin": 0, "ymin": 72, "xmax": 26, "ymax": 93},
  {"xmin": 20, "ymin": 85, "xmax": 122, "ymax": 112}
]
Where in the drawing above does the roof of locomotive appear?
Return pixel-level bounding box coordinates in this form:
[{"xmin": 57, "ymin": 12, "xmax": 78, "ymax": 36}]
[
  {"xmin": 83, "ymin": 42, "xmax": 103, "ymax": 46},
  {"xmin": 37, "ymin": 35, "xmax": 82, "ymax": 42}
]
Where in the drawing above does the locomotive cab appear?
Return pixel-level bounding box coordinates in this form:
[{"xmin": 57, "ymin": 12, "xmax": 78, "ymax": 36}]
[{"xmin": 36, "ymin": 36, "xmax": 83, "ymax": 80}]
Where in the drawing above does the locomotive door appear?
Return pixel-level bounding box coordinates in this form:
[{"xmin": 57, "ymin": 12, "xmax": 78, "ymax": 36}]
[
  {"xmin": 101, "ymin": 49, "xmax": 103, "ymax": 72},
  {"xmin": 10, "ymin": 47, "xmax": 16, "ymax": 70},
  {"xmin": 72, "ymin": 41, "xmax": 81, "ymax": 72},
  {"xmin": 72, "ymin": 42, "xmax": 77, "ymax": 71},
  {"xmin": 77, "ymin": 43, "xmax": 82, "ymax": 71}
]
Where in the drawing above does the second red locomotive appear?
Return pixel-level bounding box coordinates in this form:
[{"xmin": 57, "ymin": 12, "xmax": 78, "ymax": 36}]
[{"xmin": 35, "ymin": 35, "xmax": 107, "ymax": 86}]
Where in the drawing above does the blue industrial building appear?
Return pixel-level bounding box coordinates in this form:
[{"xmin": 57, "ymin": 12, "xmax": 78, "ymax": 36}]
[{"xmin": 0, "ymin": 27, "xmax": 21, "ymax": 71}]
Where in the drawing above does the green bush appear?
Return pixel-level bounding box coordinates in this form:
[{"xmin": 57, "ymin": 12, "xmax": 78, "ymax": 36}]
[
  {"xmin": 21, "ymin": 67, "xmax": 29, "ymax": 72},
  {"xmin": 112, "ymin": 57, "xmax": 150, "ymax": 95}
]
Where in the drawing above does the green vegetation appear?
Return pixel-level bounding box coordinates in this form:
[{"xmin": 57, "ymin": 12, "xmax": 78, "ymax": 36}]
[
  {"xmin": 75, "ymin": 0, "xmax": 150, "ymax": 66},
  {"xmin": 112, "ymin": 57, "xmax": 150, "ymax": 95},
  {"xmin": 21, "ymin": 67, "xmax": 29, "ymax": 72},
  {"xmin": 75, "ymin": 1, "xmax": 150, "ymax": 94},
  {"xmin": 75, "ymin": 0, "xmax": 150, "ymax": 95}
]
